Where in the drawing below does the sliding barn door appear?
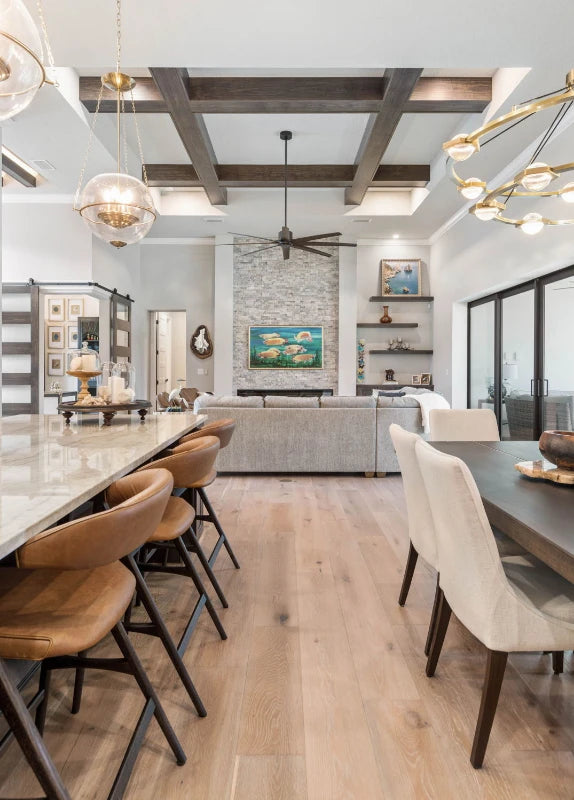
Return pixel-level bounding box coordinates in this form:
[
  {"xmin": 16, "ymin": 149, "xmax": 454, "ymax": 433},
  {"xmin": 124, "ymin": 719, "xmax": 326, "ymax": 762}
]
[
  {"xmin": 1, "ymin": 284, "xmax": 40, "ymax": 415},
  {"xmin": 110, "ymin": 295, "xmax": 131, "ymax": 362}
]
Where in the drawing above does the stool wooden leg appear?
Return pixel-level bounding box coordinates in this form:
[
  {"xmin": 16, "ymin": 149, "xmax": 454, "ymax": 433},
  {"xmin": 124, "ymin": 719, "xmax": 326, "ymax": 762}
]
[
  {"xmin": 552, "ymin": 651, "xmax": 564, "ymax": 675},
  {"xmin": 123, "ymin": 555, "xmax": 207, "ymax": 718},
  {"xmin": 111, "ymin": 623, "xmax": 186, "ymax": 766},
  {"xmin": 185, "ymin": 525, "xmax": 229, "ymax": 608},
  {"xmin": 0, "ymin": 659, "xmax": 71, "ymax": 800},
  {"xmin": 198, "ymin": 487, "xmax": 240, "ymax": 569}
]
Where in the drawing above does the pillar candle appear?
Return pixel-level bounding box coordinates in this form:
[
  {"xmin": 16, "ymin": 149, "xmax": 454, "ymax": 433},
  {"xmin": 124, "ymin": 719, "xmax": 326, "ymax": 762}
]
[
  {"xmin": 110, "ymin": 376, "xmax": 124, "ymax": 404},
  {"xmin": 82, "ymin": 354, "xmax": 97, "ymax": 371}
]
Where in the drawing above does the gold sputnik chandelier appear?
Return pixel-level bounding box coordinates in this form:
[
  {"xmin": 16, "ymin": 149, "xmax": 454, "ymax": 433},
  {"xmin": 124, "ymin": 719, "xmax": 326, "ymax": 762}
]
[
  {"xmin": 443, "ymin": 69, "xmax": 574, "ymax": 235},
  {"xmin": 74, "ymin": 0, "xmax": 155, "ymax": 248}
]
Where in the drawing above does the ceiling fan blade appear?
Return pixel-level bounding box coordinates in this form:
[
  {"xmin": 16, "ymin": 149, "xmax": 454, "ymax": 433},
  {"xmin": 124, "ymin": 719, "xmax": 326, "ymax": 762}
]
[
  {"xmin": 302, "ymin": 241, "xmax": 357, "ymax": 248},
  {"xmin": 229, "ymin": 232, "xmax": 278, "ymax": 242},
  {"xmin": 292, "ymin": 244, "xmax": 332, "ymax": 258},
  {"xmin": 238, "ymin": 243, "xmax": 280, "ymax": 259},
  {"xmin": 292, "ymin": 232, "xmax": 342, "ymax": 243}
]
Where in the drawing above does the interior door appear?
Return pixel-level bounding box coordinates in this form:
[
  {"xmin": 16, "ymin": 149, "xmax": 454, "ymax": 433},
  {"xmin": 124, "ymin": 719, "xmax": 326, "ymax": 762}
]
[
  {"xmin": 501, "ymin": 288, "xmax": 536, "ymax": 440},
  {"xmin": 541, "ymin": 272, "xmax": 574, "ymax": 433},
  {"xmin": 155, "ymin": 312, "xmax": 172, "ymax": 398}
]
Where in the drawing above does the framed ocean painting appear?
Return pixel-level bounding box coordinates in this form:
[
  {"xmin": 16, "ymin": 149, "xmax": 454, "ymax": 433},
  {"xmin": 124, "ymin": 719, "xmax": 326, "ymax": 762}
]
[
  {"xmin": 249, "ymin": 326, "xmax": 323, "ymax": 369},
  {"xmin": 381, "ymin": 259, "xmax": 421, "ymax": 296}
]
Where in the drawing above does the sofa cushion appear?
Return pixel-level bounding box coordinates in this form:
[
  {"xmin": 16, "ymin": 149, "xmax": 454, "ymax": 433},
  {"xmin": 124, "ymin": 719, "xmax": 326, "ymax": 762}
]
[
  {"xmin": 200, "ymin": 394, "xmax": 264, "ymax": 408},
  {"xmin": 377, "ymin": 395, "xmax": 422, "ymax": 408},
  {"xmin": 320, "ymin": 396, "xmax": 376, "ymax": 408},
  {"xmin": 264, "ymin": 395, "xmax": 319, "ymax": 408}
]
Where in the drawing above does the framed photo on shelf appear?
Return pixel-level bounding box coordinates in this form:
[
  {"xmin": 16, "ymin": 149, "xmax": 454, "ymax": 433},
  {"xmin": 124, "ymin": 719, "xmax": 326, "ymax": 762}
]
[
  {"xmin": 412, "ymin": 374, "xmax": 421, "ymax": 385},
  {"xmin": 67, "ymin": 326, "xmax": 79, "ymax": 348},
  {"xmin": 420, "ymin": 373, "xmax": 432, "ymax": 385},
  {"xmin": 67, "ymin": 298, "xmax": 84, "ymax": 320},
  {"xmin": 47, "ymin": 353, "xmax": 65, "ymax": 376},
  {"xmin": 381, "ymin": 259, "xmax": 422, "ymax": 297},
  {"xmin": 47, "ymin": 325, "xmax": 64, "ymax": 348},
  {"xmin": 47, "ymin": 298, "xmax": 65, "ymax": 321}
]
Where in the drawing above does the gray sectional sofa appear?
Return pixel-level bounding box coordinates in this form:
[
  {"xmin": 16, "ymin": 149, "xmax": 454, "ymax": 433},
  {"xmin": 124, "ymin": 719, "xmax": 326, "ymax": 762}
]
[{"xmin": 194, "ymin": 392, "xmax": 428, "ymax": 474}]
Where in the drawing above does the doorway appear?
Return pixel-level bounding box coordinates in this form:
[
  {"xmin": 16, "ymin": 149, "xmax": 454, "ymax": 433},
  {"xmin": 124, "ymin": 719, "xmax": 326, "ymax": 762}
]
[{"xmin": 149, "ymin": 311, "xmax": 187, "ymax": 408}]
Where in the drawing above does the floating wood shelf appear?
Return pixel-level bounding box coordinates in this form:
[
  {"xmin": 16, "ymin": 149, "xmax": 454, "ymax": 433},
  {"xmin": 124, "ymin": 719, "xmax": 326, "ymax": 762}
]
[
  {"xmin": 356, "ymin": 322, "xmax": 418, "ymax": 328},
  {"xmin": 369, "ymin": 349, "xmax": 433, "ymax": 355},
  {"xmin": 369, "ymin": 296, "xmax": 434, "ymax": 303}
]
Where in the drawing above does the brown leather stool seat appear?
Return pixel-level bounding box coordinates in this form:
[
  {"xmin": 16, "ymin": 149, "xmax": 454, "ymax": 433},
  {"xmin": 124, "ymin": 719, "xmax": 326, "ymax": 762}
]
[
  {"xmin": 179, "ymin": 418, "xmax": 235, "ymax": 449},
  {"xmin": 0, "ymin": 565, "xmax": 135, "ymax": 661},
  {"xmin": 188, "ymin": 468, "xmax": 217, "ymax": 489},
  {"xmin": 149, "ymin": 496, "xmax": 196, "ymax": 541}
]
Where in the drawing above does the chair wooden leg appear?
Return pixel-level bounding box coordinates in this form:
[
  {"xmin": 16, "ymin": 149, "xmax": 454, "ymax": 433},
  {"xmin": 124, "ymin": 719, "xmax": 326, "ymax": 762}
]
[
  {"xmin": 111, "ymin": 623, "xmax": 186, "ymax": 766},
  {"xmin": 552, "ymin": 651, "xmax": 564, "ymax": 675},
  {"xmin": 0, "ymin": 659, "xmax": 71, "ymax": 800},
  {"xmin": 470, "ymin": 649, "xmax": 508, "ymax": 768},
  {"xmin": 425, "ymin": 590, "xmax": 451, "ymax": 678},
  {"xmin": 398, "ymin": 541, "xmax": 418, "ymax": 607},
  {"xmin": 424, "ymin": 574, "xmax": 441, "ymax": 657}
]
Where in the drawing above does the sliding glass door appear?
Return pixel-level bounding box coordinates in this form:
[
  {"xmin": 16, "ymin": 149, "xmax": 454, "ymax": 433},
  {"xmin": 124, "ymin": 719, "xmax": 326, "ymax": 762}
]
[{"xmin": 468, "ymin": 265, "xmax": 574, "ymax": 440}]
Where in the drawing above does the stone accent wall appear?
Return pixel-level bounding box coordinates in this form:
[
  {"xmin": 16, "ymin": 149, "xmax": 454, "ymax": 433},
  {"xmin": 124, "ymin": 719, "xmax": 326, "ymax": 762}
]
[{"xmin": 233, "ymin": 239, "xmax": 339, "ymax": 392}]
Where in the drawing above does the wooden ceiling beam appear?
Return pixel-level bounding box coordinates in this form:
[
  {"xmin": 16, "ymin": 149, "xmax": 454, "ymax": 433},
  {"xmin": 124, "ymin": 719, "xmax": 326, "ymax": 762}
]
[
  {"xmin": 345, "ymin": 69, "xmax": 423, "ymax": 206},
  {"xmin": 79, "ymin": 75, "xmax": 491, "ymax": 114},
  {"xmin": 2, "ymin": 151, "xmax": 37, "ymax": 188},
  {"xmin": 144, "ymin": 163, "xmax": 430, "ymax": 188},
  {"xmin": 148, "ymin": 67, "xmax": 227, "ymax": 205}
]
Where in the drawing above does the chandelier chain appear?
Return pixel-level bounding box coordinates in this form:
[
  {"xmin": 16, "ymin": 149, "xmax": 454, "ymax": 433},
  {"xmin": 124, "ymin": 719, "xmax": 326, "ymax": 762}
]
[
  {"xmin": 130, "ymin": 88, "xmax": 149, "ymax": 186},
  {"xmin": 36, "ymin": 0, "xmax": 59, "ymax": 87},
  {"xmin": 121, "ymin": 94, "xmax": 129, "ymax": 174},
  {"xmin": 116, "ymin": 0, "xmax": 122, "ymax": 74},
  {"xmin": 74, "ymin": 83, "xmax": 104, "ymax": 210}
]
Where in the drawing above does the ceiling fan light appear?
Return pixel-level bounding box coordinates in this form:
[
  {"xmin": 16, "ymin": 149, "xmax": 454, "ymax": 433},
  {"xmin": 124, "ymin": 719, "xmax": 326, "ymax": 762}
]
[
  {"xmin": 519, "ymin": 162, "xmax": 554, "ymax": 192},
  {"xmin": 561, "ymin": 181, "xmax": 574, "ymax": 203},
  {"xmin": 459, "ymin": 178, "xmax": 485, "ymax": 200},
  {"xmin": 0, "ymin": 0, "xmax": 45, "ymax": 121},
  {"xmin": 444, "ymin": 134, "xmax": 477, "ymax": 162},
  {"xmin": 519, "ymin": 212, "xmax": 544, "ymax": 235}
]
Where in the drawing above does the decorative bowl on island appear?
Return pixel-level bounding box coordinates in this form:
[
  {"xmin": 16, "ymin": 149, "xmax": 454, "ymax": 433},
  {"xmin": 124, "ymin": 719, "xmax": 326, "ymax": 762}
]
[{"xmin": 538, "ymin": 430, "xmax": 574, "ymax": 470}]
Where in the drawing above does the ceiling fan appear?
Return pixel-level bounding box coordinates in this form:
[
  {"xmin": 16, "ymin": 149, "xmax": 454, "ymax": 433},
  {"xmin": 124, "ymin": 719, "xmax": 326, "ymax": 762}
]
[{"xmin": 229, "ymin": 131, "xmax": 357, "ymax": 260}]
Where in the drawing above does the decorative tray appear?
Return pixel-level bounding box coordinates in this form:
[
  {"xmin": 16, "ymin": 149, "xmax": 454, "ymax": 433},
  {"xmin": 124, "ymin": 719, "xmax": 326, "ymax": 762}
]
[
  {"xmin": 58, "ymin": 400, "xmax": 152, "ymax": 426},
  {"xmin": 515, "ymin": 459, "xmax": 574, "ymax": 485}
]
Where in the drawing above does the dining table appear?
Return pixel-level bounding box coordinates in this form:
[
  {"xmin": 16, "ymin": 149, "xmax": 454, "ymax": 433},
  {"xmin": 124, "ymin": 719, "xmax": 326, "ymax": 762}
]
[
  {"xmin": 0, "ymin": 411, "xmax": 207, "ymax": 560},
  {"xmin": 431, "ymin": 440, "xmax": 574, "ymax": 583}
]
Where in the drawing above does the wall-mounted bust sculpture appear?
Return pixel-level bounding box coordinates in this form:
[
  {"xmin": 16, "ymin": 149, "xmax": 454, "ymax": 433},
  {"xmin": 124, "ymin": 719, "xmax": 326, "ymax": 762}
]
[{"xmin": 190, "ymin": 324, "xmax": 213, "ymax": 359}]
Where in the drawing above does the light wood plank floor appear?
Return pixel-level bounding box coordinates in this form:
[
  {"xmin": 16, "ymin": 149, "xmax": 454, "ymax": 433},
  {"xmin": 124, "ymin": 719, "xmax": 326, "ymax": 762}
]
[{"xmin": 1, "ymin": 474, "xmax": 573, "ymax": 799}]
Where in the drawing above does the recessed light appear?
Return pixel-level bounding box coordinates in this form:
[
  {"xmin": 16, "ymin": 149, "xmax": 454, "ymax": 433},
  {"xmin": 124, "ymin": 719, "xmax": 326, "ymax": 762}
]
[{"xmin": 392, "ymin": 233, "xmax": 400, "ymax": 239}]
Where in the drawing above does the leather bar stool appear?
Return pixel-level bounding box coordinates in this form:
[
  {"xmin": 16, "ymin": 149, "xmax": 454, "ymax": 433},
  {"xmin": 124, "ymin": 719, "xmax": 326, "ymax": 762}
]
[
  {"xmin": 179, "ymin": 417, "xmax": 236, "ymax": 449},
  {"xmin": 1, "ymin": 469, "xmax": 185, "ymax": 800},
  {"xmin": 139, "ymin": 436, "xmax": 233, "ymax": 609}
]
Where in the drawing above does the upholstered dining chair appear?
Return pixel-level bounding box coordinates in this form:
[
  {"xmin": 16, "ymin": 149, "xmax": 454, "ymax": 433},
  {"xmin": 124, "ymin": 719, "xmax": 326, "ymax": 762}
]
[
  {"xmin": 428, "ymin": 408, "xmax": 500, "ymax": 442},
  {"xmin": 415, "ymin": 438, "xmax": 573, "ymax": 768},
  {"xmin": 2, "ymin": 469, "xmax": 186, "ymax": 799},
  {"xmin": 139, "ymin": 436, "xmax": 237, "ymax": 609}
]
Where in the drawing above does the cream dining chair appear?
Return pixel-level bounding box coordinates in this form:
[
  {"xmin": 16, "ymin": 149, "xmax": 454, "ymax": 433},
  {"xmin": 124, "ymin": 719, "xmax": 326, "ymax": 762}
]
[
  {"xmin": 415, "ymin": 438, "xmax": 573, "ymax": 768},
  {"xmin": 428, "ymin": 408, "xmax": 500, "ymax": 442}
]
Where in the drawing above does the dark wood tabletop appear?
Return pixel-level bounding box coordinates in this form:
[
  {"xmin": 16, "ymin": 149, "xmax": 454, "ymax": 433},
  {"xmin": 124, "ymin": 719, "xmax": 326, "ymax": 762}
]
[{"xmin": 431, "ymin": 440, "xmax": 574, "ymax": 583}]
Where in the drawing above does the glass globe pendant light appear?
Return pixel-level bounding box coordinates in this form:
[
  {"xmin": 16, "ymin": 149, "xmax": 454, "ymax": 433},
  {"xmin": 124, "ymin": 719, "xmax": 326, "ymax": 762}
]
[
  {"xmin": 561, "ymin": 182, "xmax": 574, "ymax": 203},
  {"xmin": 459, "ymin": 177, "xmax": 485, "ymax": 200},
  {"xmin": 519, "ymin": 162, "xmax": 555, "ymax": 192},
  {"xmin": 0, "ymin": 0, "xmax": 56, "ymax": 121},
  {"xmin": 519, "ymin": 212, "xmax": 544, "ymax": 235},
  {"xmin": 75, "ymin": 1, "xmax": 155, "ymax": 248}
]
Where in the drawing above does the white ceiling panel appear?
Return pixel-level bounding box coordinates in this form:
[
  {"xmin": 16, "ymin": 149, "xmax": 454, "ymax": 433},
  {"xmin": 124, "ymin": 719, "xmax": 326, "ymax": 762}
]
[
  {"xmin": 203, "ymin": 114, "xmax": 370, "ymax": 164},
  {"xmin": 382, "ymin": 114, "xmax": 466, "ymax": 164}
]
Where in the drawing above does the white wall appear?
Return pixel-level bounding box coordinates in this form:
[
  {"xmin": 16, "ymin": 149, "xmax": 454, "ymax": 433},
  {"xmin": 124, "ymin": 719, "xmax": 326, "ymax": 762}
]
[
  {"xmin": 357, "ymin": 242, "xmax": 432, "ymax": 387},
  {"xmin": 139, "ymin": 243, "xmax": 215, "ymax": 398}
]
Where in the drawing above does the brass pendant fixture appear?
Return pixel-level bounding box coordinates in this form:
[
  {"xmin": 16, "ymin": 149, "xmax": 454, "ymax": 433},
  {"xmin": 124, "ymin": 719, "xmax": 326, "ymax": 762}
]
[
  {"xmin": 0, "ymin": 0, "xmax": 57, "ymax": 121},
  {"xmin": 443, "ymin": 69, "xmax": 574, "ymax": 235},
  {"xmin": 74, "ymin": 0, "xmax": 155, "ymax": 248}
]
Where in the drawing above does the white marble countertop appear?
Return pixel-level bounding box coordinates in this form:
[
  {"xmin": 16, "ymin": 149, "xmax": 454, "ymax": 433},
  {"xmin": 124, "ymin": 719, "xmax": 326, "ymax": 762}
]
[{"xmin": 0, "ymin": 412, "xmax": 206, "ymax": 559}]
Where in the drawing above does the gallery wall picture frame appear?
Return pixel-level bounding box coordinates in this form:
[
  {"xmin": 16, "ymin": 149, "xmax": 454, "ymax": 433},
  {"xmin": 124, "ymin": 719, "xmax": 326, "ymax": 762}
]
[
  {"xmin": 47, "ymin": 298, "xmax": 65, "ymax": 321},
  {"xmin": 248, "ymin": 325, "xmax": 324, "ymax": 369},
  {"xmin": 420, "ymin": 373, "xmax": 432, "ymax": 385},
  {"xmin": 381, "ymin": 259, "xmax": 422, "ymax": 297},
  {"xmin": 412, "ymin": 374, "xmax": 422, "ymax": 385},
  {"xmin": 67, "ymin": 326, "xmax": 79, "ymax": 348},
  {"xmin": 67, "ymin": 298, "xmax": 84, "ymax": 320},
  {"xmin": 47, "ymin": 325, "xmax": 64, "ymax": 349},
  {"xmin": 47, "ymin": 353, "xmax": 65, "ymax": 376}
]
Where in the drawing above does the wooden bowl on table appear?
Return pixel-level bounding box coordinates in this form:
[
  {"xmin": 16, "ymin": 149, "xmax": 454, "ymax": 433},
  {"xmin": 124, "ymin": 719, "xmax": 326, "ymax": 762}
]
[{"xmin": 538, "ymin": 430, "xmax": 574, "ymax": 470}]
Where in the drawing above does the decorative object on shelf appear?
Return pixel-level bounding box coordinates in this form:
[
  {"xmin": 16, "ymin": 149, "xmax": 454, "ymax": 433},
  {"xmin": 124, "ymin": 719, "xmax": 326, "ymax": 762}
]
[
  {"xmin": 0, "ymin": 0, "xmax": 57, "ymax": 121},
  {"xmin": 420, "ymin": 373, "xmax": 432, "ymax": 386},
  {"xmin": 66, "ymin": 342, "xmax": 101, "ymax": 401},
  {"xmin": 249, "ymin": 325, "xmax": 323, "ymax": 369},
  {"xmin": 379, "ymin": 305, "xmax": 392, "ymax": 324},
  {"xmin": 228, "ymin": 131, "xmax": 357, "ymax": 260},
  {"xmin": 47, "ymin": 298, "xmax": 64, "ymax": 321},
  {"xmin": 47, "ymin": 353, "xmax": 64, "ymax": 376},
  {"xmin": 74, "ymin": 0, "xmax": 155, "ymax": 248},
  {"xmin": 67, "ymin": 298, "xmax": 84, "ymax": 320},
  {"xmin": 190, "ymin": 324, "xmax": 213, "ymax": 359},
  {"xmin": 67, "ymin": 326, "xmax": 79, "ymax": 348},
  {"xmin": 387, "ymin": 337, "xmax": 412, "ymax": 351},
  {"xmin": 538, "ymin": 430, "xmax": 574, "ymax": 470},
  {"xmin": 412, "ymin": 374, "xmax": 421, "ymax": 385},
  {"xmin": 443, "ymin": 67, "xmax": 574, "ymax": 236},
  {"xmin": 515, "ymin": 459, "xmax": 574, "ymax": 485},
  {"xmin": 381, "ymin": 259, "xmax": 421, "ymax": 297},
  {"xmin": 47, "ymin": 325, "xmax": 63, "ymax": 348},
  {"xmin": 357, "ymin": 339, "xmax": 366, "ymax": 382},
  {"xmin": 384, "ymin": 368, "xmax": 396, "ymax": 382}
]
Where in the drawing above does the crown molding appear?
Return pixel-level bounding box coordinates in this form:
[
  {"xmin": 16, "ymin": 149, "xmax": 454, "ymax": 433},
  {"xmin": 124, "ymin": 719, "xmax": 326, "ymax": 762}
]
[{"xmin": 141, "ymin": 237, "xmax": 215, "ymax": 245}]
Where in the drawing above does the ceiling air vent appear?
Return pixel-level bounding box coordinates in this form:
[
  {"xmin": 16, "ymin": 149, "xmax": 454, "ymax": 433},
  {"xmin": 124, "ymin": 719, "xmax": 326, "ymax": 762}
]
[
  {"xmin": 31, "ymin": 159, "xmax": 55, "ymax": 171},
  {"xmin": 203, "ymin": 218, "xmax": 224, "ymax": 223},
  {"xmin": 352, "ymin": 218, "xmax": 372, "ymax": 223}
]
